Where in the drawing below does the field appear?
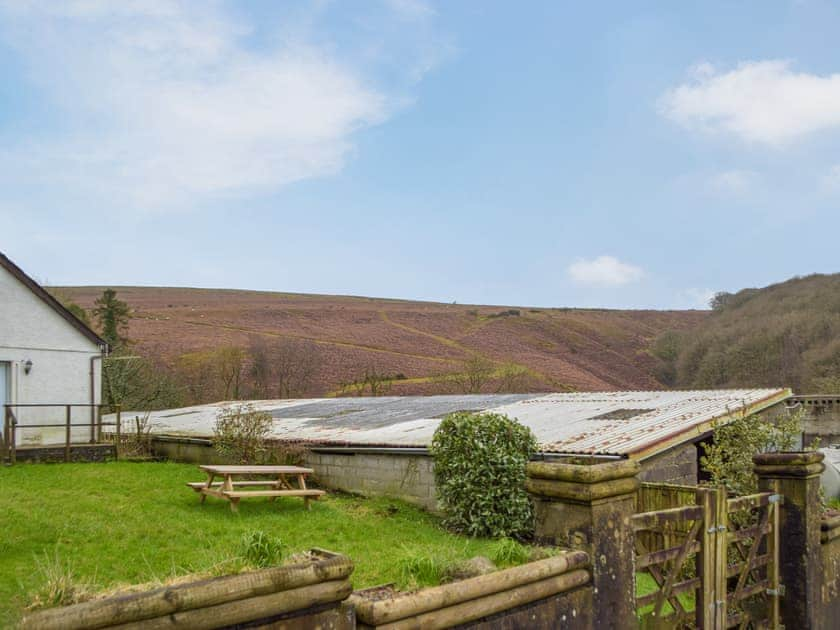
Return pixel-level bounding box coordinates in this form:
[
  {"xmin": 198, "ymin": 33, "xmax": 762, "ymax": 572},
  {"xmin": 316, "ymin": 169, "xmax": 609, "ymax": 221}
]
[
  {"xmin": 58, "ymin": 286, "xmax": 705, "ymax": 395},
  {"xmin": 0, "ymin": 462, "xmax": 532, "ymax": 626}
]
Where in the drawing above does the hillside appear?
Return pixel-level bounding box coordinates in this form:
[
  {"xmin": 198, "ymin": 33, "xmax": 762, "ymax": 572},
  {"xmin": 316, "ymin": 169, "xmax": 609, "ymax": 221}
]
[
  {"xmin": 58, "ymin": 286, "xmax": 706, "ymax": 400},
  {"xmin": 656, "ymin": 274, "xmax": 840, "ymax": 393}
]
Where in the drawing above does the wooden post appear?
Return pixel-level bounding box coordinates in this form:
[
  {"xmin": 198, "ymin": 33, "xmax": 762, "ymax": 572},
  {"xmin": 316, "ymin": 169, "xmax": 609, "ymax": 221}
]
[
  {"xmin": 713, "ymin": 486, "xmax": 728, "ymax": 629},
  {"xmin": 115, "ymin": 405, "xmax": 121, "ymax": 460},
  {"xmin": 96, "ymin": 405, "xmax": 103, "ymax": 443},
  {"xmin": 696, "ymin": 487, "xmax": 716, "ymax": 628},
  {"xmin": 9, "ymin": 407, "xmax": 15, "ymax": 465},
  {"xmin": 2, "ymin": 406, "xmax": 8, "ymax": 464},
  {"xmin": 65, "ymin": 405, "xmax": 72, "ymax": 463},
  {"xmin": 767, "ymin": 493, "xmax": 781, "ymax": 629}
]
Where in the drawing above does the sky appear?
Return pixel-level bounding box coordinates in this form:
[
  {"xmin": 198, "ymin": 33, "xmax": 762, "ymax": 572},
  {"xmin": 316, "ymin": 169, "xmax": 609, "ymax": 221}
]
[{"xmin": 1, "ymin": 0, "xmax": 839, "ymax": 310}]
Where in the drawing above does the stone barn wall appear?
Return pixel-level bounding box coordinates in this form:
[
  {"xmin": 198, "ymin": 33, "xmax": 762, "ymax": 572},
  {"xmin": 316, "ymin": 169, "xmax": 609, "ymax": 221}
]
[{"xmin": 638, "ymin": 441, "xmax": 698, "ymax": 484}]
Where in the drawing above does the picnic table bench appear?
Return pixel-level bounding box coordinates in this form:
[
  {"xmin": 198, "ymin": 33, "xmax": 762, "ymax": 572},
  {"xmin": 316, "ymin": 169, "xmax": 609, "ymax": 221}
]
[{"xmin": 187, "ymin": 465, "xmax": 325, "ymax": 512}]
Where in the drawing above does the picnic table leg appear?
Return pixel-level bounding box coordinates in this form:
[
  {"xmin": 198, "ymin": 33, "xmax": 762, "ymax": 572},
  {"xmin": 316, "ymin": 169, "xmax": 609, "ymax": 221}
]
[
  {"xmin": 201, "ymin": 472, "xmax": 215, "ymax": 504},
  {"xmin": 221, "ymin": 474, "xmax": 238, "ymax": 512},
  {"xmin": 298, "ymin": 474, "xmax": 312, "ymax": 510},
  {"xmin": 270, "ymin": 473, "xmax": 291, "ymax": 502}
]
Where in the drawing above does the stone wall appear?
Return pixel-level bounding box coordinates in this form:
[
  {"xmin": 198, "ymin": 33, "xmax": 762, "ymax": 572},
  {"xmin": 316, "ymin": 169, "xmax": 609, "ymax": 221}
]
[
  {"xmin": 305, "ymin": 450, "xmax": 438, "ymax": 511},
  {"xmin": 13, "ymin": 443, "xmax": 115, "ymax": 463},
  {"xmin": 821, "ymin": 513, "xmax": 840, "ymax": 619},
  {"xmin": 638, "ymin": 441, "xmax": 697, "ymax": 484},
  {"xmin": 795, "ymin": 395, "xmax": 840, "ymax": 446}
]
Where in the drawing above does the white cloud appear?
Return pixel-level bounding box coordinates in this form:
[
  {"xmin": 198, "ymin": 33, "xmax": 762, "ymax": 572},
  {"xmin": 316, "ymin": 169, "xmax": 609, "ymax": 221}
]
[
  {"xmin": 567, "ymin": 256, "xmax": 644, "ymax": 288},
  {"xmin": 0, "ymin": 0, "xmax": 440, "ymax": 211},
  {"xmin": 708, "ymin": 169, "xmax": 757, "ymax": 195},
  {"xmin": 659, "ymin": 60, "xmax": 840, "ymax": 145}
]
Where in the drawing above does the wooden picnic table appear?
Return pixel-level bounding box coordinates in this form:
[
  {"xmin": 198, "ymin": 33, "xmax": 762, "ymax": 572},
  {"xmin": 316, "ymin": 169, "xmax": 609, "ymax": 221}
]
[{"xmin": 187, "ymin": 465, "xmax": 325, "ymax": 512}]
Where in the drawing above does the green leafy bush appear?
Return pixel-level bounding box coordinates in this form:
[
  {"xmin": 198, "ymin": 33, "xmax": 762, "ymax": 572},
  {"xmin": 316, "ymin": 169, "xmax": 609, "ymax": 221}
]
[
  {"xmin": 213, "ymin": 404, "xmax": 272, "ymax": 464},
  {"xmin": 431, "ymin": 411, "xmax": 538, "ymax": 538},
  {"xmin": 239, "ymin": 531, "xmax": 284, "ymax": 568},
  {"xmin": 700, "ymin": 410, "xmax": 804, "ymax": 495}
]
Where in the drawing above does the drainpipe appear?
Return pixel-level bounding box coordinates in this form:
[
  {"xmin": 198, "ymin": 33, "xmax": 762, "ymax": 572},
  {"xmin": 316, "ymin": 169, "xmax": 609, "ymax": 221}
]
[{"xmin": 89, "ymin": 344, "xmax": 107, "ymax": 442}]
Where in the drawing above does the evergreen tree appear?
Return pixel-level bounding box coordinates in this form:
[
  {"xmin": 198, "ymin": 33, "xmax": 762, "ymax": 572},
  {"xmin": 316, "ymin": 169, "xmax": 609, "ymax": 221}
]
[{"xmin": 93, "ymin": 288, "xmax": 131, "ymax": 350}]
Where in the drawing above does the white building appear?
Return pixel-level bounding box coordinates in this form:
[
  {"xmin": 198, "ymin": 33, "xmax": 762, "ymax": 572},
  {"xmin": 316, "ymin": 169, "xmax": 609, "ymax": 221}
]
[{"xmin": 0, "ymin": 252, "xmax": 106, "ymax": 447}]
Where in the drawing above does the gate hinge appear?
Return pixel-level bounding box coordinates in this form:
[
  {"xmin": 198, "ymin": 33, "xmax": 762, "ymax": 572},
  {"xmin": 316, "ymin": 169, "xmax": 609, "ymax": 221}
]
[
  {"xmin": 769, "ymin": 493, "xmax": 784, "ymax": 504},
  {"xmin": 767, "ymin": 584, "xmax": 786, "ymax": 597}
]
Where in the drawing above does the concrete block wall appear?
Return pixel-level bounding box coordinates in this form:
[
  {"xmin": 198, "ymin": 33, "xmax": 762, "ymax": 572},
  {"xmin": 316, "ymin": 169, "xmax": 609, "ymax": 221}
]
[
  {"xmin": 638, "ymin": 441, "xmax": 697, "ymax": 485},
  {"xmin": 305, "ymin": 451, "xmax": 438, "ymax": 511}
]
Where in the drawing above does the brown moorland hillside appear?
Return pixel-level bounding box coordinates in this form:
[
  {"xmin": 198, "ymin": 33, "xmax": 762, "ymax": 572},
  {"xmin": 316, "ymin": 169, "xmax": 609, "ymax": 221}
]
[{"xmin": 58, "ymin": 286, "xmax": 707, "ymax": 396}]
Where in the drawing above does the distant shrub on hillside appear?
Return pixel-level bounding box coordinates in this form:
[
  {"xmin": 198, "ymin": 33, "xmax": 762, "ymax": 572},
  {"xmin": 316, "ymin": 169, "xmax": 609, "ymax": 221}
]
[{"xmin": 487, "ymin": 309, "xmax": 521, "ymax": 318}]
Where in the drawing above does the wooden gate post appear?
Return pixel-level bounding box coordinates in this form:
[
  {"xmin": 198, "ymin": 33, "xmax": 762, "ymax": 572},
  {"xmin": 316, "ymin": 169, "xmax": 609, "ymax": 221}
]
[
  {"xmin": 527, "ymin": 458, "xmax": 639, "ymax": 629},
  {"xmin": 754, "ymin": 451, "xmax": 825, "ymax": 629}
]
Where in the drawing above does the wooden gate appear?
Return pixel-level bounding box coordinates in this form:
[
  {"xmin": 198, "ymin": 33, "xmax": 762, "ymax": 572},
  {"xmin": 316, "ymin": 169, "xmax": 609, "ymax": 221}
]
[{"xmin": 632, "ymin": 485, "xmax": 782, "ymax": 629}]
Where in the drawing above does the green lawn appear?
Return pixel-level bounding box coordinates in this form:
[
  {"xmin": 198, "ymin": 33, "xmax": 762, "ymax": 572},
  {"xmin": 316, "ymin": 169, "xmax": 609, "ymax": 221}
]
[{"xmin": 0, "ymin": 462, "xmax": 511, "ymax": 626}]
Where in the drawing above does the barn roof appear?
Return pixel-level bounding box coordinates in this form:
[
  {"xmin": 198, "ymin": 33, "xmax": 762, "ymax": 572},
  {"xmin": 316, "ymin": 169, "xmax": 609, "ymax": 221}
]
[
  {"xmin": 0, "ymin": 252, "xmax": 106, "ymax": 348},
  {"xmin": 134, "ymin": 388, "xmax": 791, "ymax": 459}
]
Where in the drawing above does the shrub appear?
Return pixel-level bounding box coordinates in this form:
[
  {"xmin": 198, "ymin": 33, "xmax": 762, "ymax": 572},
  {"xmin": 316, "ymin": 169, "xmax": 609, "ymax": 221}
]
[
  {"xmin": 213, "ymin": 404, "xmax": 273, "ymax": 464},
  {"xmin": 700, "ymin": 410, "xmax": 804, "ymax": 495},
  {"xmin": 239, "ymin": 531, "xmax": 284, "ymax": 568},
  {"xmin": 431, "ymin": 412, "xmax": 538, "ymax": 538},
  {"xmin": 262, "ymin": 441, "xmax": 309, "ymax": 467}
]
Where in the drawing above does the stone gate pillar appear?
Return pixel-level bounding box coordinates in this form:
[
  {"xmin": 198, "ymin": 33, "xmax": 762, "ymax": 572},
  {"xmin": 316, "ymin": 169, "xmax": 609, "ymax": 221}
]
[
  {"xmin": 754, "ymin": 451, "xmax": 825, "ymax": 629},
  {"xmin": 526, "ymin": 458, "xmax": 640, "ymax": 630}
]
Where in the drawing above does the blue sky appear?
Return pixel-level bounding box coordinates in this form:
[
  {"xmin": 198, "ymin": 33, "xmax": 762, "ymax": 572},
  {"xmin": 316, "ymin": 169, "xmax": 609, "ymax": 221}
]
[{"xmin": 1, "ymin": 1, "xmax": 839, "ymax": 309}]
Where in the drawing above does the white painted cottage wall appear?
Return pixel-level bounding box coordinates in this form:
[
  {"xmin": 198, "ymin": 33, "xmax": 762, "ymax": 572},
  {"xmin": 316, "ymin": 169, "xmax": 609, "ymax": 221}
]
[{"xmin": 0, "ymin": 266, "xmax": 103, "ymax": 445}]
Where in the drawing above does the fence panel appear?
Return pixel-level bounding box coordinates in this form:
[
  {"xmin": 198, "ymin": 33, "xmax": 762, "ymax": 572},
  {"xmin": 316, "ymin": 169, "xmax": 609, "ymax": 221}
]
[{"xmin": 634, "ymin": 485, "xmax": 782, "ymax": 629}]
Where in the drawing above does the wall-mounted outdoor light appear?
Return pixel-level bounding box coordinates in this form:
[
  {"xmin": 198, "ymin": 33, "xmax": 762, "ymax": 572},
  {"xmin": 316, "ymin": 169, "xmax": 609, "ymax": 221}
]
[{"xmin": 23, "ymin": 359, "xmax": 32, "ymax": 375}]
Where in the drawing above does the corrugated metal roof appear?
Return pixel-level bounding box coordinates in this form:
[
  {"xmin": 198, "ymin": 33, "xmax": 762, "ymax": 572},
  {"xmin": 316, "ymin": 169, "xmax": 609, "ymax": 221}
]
[{"xmin": 126, "ymin": 388, "xmax": 791, "ymax": 459}]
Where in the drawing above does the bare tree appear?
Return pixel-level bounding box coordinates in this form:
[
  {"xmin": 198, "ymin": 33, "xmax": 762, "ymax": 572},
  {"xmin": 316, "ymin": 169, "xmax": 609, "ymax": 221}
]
[
  {"xmin": 216, "ymin": 346, "xmax": 246, "ymax": 400},
  {"xmin": 456, "ymin": 356, "xmax": 495, "ymax": 393},
  {"xmin": 176, "ymin": 346, "xmax": 246, "ymax": 403},
  {"xmin": 274, "ymin": 338, "xmax": 321, "ymax": 398},
  {"xmin": 248, "ymin": 336, "xmax": 274, "ymax": 398},
  {"xmin": 248, "ymin": 337, "xmax": 322, "ymax": 399},
  {"xmin": 495, "ymin": 363, "xmax": 530, "ymax": 393},
  {"xmin": 432, "ymin": 356, "xmax": 496, "ymax": 394},
  {"xmin": 339, "ymin": 366, "xmax": 393, "ymax": 397}
]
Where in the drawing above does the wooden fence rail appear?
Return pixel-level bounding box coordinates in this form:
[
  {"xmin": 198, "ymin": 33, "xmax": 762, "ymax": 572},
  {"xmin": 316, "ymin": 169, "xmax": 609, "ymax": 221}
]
[
  {"xmin": 633, "ymin": 484, "xmax": 782, "ymax": 629},
  {"xmin": 2, "ymin": 404, "xmax": 120, "ymax": 464}
]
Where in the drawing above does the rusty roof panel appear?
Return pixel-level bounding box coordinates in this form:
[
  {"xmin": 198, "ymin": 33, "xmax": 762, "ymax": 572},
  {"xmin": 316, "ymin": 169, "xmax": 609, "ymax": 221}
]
[{"xmin": 122, "ymin": 389, "xmax": 790, "ymax": 459}]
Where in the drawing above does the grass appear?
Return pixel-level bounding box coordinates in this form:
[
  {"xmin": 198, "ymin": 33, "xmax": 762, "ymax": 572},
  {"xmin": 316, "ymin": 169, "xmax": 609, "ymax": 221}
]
[
  {"xmin": 0, "ymin": 461, "xmax": 515, "ymax": 625},
  {"xmin": 635, "ymin": 571, "xmax": 695, "ymax": 620}
]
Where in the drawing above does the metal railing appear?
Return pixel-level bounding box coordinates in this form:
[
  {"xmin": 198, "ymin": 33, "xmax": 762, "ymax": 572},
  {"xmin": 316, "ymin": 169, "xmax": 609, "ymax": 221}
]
[{"xmin": 2, "ymin": 403, "xmax": 121, "ymax": 464}]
